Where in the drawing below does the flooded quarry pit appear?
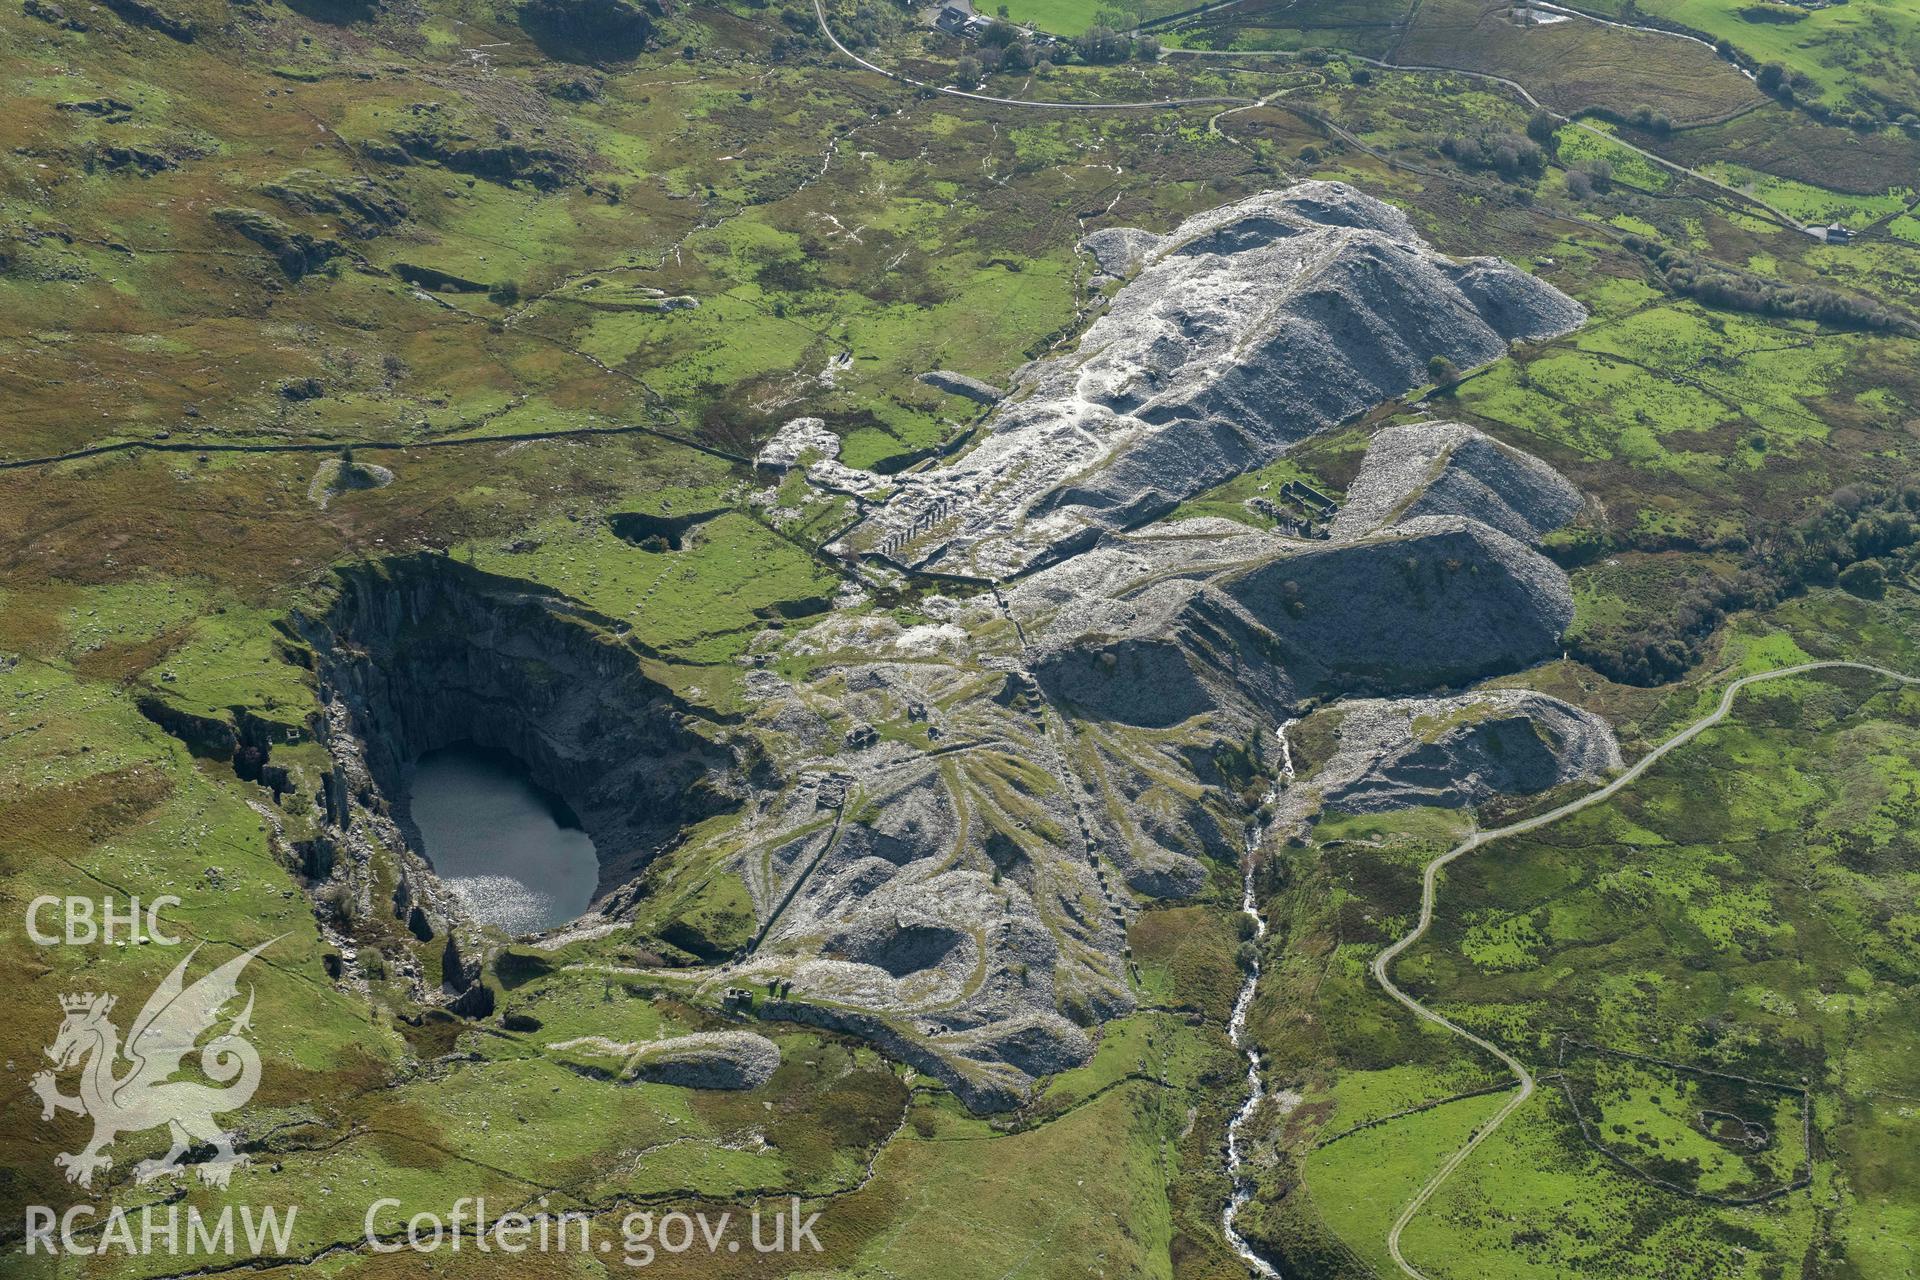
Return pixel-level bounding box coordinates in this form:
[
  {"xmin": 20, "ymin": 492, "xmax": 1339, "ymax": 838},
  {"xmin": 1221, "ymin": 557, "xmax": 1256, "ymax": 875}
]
[{"xmin": 406, "ymin": 744, "xmax": 599, "ymax": 934}]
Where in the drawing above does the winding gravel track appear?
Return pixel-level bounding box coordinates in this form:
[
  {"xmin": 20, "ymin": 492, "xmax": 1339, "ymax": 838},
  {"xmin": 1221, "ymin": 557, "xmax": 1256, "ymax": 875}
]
[{"xmin": 1369, "ymin": 660, "xmax": 1918, "ymax": 1280}]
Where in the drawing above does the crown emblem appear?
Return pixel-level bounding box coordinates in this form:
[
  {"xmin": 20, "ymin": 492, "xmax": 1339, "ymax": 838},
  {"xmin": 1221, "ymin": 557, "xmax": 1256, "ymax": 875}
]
[{"xmin": 35, "ymin": 939, "xmax": 279, "ymax": 1192}]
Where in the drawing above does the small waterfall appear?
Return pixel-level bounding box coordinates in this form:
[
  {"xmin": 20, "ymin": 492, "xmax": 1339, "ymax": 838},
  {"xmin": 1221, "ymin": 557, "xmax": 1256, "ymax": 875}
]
[{"xmin": 1222, "ymin": 720, "xmax": 1296, "ymax": 1278}]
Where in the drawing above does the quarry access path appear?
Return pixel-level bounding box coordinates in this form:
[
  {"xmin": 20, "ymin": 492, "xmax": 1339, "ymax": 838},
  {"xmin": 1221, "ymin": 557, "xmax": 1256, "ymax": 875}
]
[{"xmin": 1369, "ymin": 659, "xmax": 1919, "ymax": 1280}]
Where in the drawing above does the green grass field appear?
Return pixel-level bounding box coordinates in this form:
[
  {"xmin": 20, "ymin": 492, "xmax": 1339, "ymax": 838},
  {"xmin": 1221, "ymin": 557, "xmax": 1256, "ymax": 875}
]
[
  {"xmin": 995, "ymin": 0, "xmax": 1203, "ymax": 34},
  {"xmin": 1588, "ymin": 0, "xmax": 1920, "ymax": 120},
  {"xmin": 1555, "ymin": 120, "xmax": 1675, "ymax": 192},
  {"xmin": 1329, "ymin": 655, "xmax": 1920, "ymax": 1276}
]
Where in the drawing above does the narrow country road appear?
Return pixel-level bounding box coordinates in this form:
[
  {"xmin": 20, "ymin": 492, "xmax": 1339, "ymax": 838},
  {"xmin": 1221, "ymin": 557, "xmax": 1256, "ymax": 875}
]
[
  {"xmin": 1168, "ymin": 45, "xmax": 1805, "ymax": 232},
  {"xmin": 810, "ymin": 0, "xmax": 1251, "ymax": 110},
  {"xmin": 814, "ymin": 0, "xmax": 1806, "ymax": 232},
  {"xmin": 1369, "ymin": 660, "xmax": 1918, "ymax": 1280}
]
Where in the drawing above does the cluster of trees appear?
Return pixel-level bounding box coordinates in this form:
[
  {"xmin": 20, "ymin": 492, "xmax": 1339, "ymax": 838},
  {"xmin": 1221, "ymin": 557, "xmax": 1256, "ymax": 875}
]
[
  {"xmin": 1073, "ymin": 23, "xmax": 1157, "ymax": 63},
  {"xmin": 1755, "ymin": 59, "xmax": 1893, "ymax": 130},
  {"xmin": 1074, "ymin": 22, "xmax": 1129, "ymax": 62},
  {"xmin": 1570, "ymin": 564, "xmax": 1776, "ymax": 685},
  {"xmin": 1573, "ymin": 486, "xmax": 1920, "ymax": 684},
  {"xmin": 1736, "ymin": 3, "xmax": 1808, "ymax": 23},
  {"xmin": 768, "ymin": 2, "xmax": 823, "ymax": 55},
  {"xmin": 1577, "ymin": 103, "xmax": 1672, "ymax": 135},
  {"xmin": 1563, "ymin": 159, "xmax": 1614, "ymax": 199},
  {"xmin": 952, "ymin": 19, "xmax": 1157, "ymax": 83},
  {"xmin": 1513, "ymin": 111, "xmax": 1615, "ymax": 200},
  {"xmin": 1754, "ymin": 61, "xmax": 1809, "ymax": 101},
  {"xmin": 1438, "ymin": 129, "xmax": 1546, "ymax": 180},
  {"xmin": 955, "ymin": 39, "xmax": 1042, "ymax": 79},
  {"xmin": 954, "ymin": 17, "xmax": 1050, "ymax": 79},
  {"xmin": 801, "ymin": 0, "xmax": 899, "ymax": 48},
  {"xmin": 1624, "ymin": 103, "xmax": 1673, "ymax": 135},
  {"xmin": 769, "ymin": 26, "xmax": 815, "ymax": 59},
  {"xmin": 1625, "ymin": 237, "xmax": 1917, "ymax": 335}
]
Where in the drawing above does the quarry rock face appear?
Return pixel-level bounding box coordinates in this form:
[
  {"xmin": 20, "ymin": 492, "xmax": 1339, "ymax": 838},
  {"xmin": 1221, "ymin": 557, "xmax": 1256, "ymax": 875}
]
[
  {"xmin": 1274, "ymin": 690, "xmax": 1621, "ymax": 829},
  {"xmin": 624, "ymin": 1032, "xmax": 781, "ymax": 1090},
  {"xmin": 1029, "ymin": 515, "xmax": 1575, "ymax": 726},
  {"xmin": 840, "ymin": 181, "xmax": 1585, "ymax": 578},
  {"xmin": 1331, "ymin": 421, "xmax": 1584, "ymax": 545},
  {"xmin": 294, "ymin": 557, "xmax": 737, "ymax": 892}
]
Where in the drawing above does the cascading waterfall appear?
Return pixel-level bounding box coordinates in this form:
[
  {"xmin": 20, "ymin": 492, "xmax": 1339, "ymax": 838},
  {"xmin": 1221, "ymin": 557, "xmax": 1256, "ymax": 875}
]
[{"xmin": 1222, "ymin": 720, "xmax": 1296, "ymax": 1278}]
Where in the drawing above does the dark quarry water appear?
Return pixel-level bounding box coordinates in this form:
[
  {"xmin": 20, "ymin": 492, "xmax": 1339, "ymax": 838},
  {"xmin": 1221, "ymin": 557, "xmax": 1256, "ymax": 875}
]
[{"xmin": 407, "ymin": 746, "xmax": 598, "ymax": 935}]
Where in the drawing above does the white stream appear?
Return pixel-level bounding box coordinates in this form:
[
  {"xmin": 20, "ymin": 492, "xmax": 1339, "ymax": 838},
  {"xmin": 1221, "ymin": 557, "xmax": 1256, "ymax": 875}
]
[{"xmin": 1222, "ymin": 720, "xmax": 1296, "ymax": 1278}]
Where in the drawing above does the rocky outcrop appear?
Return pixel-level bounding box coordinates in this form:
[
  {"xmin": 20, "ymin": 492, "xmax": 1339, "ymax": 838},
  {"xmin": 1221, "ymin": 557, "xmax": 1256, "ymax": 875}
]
[
  {"xmin": 388, "ymin": 114, "xmax": 578, "ymax": 191},
  {"xmin": 103, "ymin": 0, "xmax": 193, "ymax": 40},
  {"xmin": 308, "ymin": 458, "xmax": 394, "ymax": 509},
  {"xmin": 94, "ymin": 144, "xmax": 180, "ymax": 176},
  {"xmin": 1277, "ymin": 690, "xmax": 1619, "ymax": 826},
  {"xmin": 212, "ymin": 208, "xmax": 344, "ymax": 281},
  {"xmin": 1332, "ymin": 421, "xmax": 1583, "ymax": 546},
  {"xmin": 517, "ymin": 0, "xmax": 655, "ymax": 63},
  {"xmin": 840, "ymin": 182, "xmax": 1584, "ymax": 577},
  {"xmin": 392, "ymin": 262, "xmax": 488, "ymax": 293},
  {"xmin": 56, "ymin": 97, "xmax": 134, "ymax": 119},
  {"xmin": 24, "ymin": 0, "xmax": 90, "ymax": 30},
  {"xmin": 263, "ymin": 170, "xmax": 409, "ymax": 240}
]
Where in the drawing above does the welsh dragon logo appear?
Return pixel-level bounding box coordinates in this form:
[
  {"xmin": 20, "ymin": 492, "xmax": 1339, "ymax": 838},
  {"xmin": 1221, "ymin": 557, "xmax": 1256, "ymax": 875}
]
[{"xmin": 31, "ymin": 939, "xmax": 277, "ymax": 1190}]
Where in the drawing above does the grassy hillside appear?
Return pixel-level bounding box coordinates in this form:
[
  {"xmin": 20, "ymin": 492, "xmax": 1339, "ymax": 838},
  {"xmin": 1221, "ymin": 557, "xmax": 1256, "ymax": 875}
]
[{"xmin": 4, "ymin": 0, "xmax": 1920, "ymax": 1275}]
